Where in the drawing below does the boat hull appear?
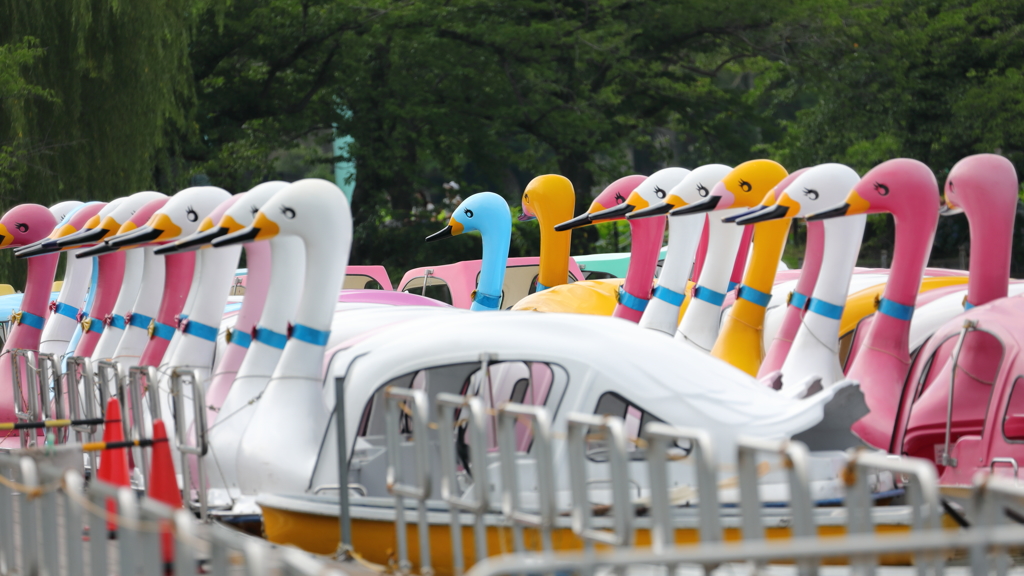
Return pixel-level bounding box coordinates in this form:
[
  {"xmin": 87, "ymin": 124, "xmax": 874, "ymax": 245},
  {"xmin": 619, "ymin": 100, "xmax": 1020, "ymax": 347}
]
[{"xmin": 259, "ymin": 496, "xmax": 960, "ymax": 575}]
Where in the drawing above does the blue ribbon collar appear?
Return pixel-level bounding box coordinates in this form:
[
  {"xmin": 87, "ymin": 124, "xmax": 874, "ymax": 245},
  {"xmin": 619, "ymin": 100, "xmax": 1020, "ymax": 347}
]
[
  {"xmin": 652, "ymin": 285, "xmax": 686, "ymax": 306},
  {"xmin": 289, "ymin": 323, "xmax": 331, "ymax": 346},
  {"xmin": 692, "ymin": 285, "xmax": 727, "ymax": 307},
  {"xmin": 616, "ymin": 286, "xmax": 649, "ymax": 312},
  {"xmin": 737, "ymin": 284, "xmax": 772, "ymax": 308},
  {"xmin": 181, "ymin": 318, "xmax": 219, "ymax": 342},
  {"xmin": 9, "ymin": 310, "xmax": 45, "ymax": 330},
  {"xmin": 807, "ymin": 297, "xmax": 844, "ymax": 320},
  {"xmin": 254, "ymin": 326, "xmax": 288, "ymax": 349},
  {"xmin": 877, "ymin": 297, "xmax": 914, "ymax": 321}
]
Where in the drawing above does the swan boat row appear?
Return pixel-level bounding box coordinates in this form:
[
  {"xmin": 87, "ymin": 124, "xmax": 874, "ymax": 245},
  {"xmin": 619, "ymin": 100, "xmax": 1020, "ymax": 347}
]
[{"xmin": 0, "ymin": 154, "xmax": 1017, "ymax": 572}]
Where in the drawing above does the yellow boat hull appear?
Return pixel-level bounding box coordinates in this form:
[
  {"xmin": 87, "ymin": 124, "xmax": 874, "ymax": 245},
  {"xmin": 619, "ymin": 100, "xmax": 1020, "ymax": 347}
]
[{"xmin": 261, "ymin": 504, "xmax": 960, "ymax": 575}]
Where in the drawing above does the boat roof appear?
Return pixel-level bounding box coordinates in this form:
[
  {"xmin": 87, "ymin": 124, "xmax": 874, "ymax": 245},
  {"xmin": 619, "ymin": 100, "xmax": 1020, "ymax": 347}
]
[{"xmin": 326, "ymin": 312, "xmax": 839, "ymax": 439}]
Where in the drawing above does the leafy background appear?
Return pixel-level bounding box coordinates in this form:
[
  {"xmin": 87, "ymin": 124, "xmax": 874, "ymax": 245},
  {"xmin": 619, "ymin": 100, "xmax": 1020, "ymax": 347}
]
[{"xmin": 3, "ymin": 0, "xmax": 1024, "ymax": 287}]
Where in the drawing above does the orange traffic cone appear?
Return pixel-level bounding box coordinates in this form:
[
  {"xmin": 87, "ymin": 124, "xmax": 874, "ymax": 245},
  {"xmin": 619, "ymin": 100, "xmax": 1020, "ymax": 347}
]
[
  {"xmin": 147, "ymin": 419, "xmax": 181, "ymax": 569},
  {"xmin": 96, "ymin": 398, "xmax": 130, "ymax": 536}
]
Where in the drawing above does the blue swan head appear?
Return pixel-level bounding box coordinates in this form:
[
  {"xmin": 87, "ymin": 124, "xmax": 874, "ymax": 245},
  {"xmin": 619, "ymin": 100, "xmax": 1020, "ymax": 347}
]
[
  {"xmin": 426, "ymin": 192, "xmax": 512, "ymax": 311},
  {"xmin": 426, "ymin": 192, "xmax": 511, "ymax": 241}
]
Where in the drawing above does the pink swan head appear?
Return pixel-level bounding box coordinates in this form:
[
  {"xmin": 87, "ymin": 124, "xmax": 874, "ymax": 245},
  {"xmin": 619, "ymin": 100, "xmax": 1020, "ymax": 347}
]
[
  {"xmin": 553, "ymin": 175, "xmax": 647, "ymax": 231},
  {"xmin": 944, "ymin": 154, "xmax": 1018, "ymax": 222},
  {"xmin": 0, "ymin": 205, "xmax": 57, "ymax": 248},
  {"xmin": 809, "ymin": 158, "xmax": 938, "ymax": 222}
]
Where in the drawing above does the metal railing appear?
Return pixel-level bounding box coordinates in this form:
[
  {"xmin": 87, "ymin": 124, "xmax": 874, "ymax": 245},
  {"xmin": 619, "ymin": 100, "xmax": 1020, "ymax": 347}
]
[
  {"xmin": 0, "ymin": 446, "xmax": 344, "ymax": 576},
  {"xmin": 172, "ymin": 367, "xmax": 210, "ymax": 521},
  {"xmin": 374, "ymin": 392, "xmax": 1024, "ymax": 576}
]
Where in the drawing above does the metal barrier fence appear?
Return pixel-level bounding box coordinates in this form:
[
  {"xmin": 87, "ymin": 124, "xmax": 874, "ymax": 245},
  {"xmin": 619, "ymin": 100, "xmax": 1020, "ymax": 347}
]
[
  {"xmin": 0, "ymin": 447, "xmax": 344, "ymax": 576},
  {"xmin": 377, "ymin": 389, "xmax": 1024, "ymax": 576}
]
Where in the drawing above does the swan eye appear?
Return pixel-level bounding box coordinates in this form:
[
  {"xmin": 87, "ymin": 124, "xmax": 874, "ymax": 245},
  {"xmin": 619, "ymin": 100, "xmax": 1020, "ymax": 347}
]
[
  {"xmin": 463, "ymin": 208, "xmax": 474, "ymax": 218},
  {"xmin": 281, "ymin": 206, "xmax": 296, "ymax": 219},
  {"xmin": 654, "ymin": 186, "xmax": 666, "ymax": 199},
  {"xmin": 523, "ymin": 194, "xmax": 529, "ymax": 203},
  {"xmin": 614, "ymin": 192, "xmax": 625, "ymax": 204},
  {"xmin": 696, "ymin": 184, "xmax": 709, "ymax": 198},
  {"xmin": 185, "ymin": 206, "xmax": 198, "ymax": 222},
  {"xmin": 250, "ymin": 205, "xmax": 259, "ymax": 216},
  {"xmin": 803, "ymin": 188, "xmax": 819, "ymax": 201},
  {"xmin": 14, "ymin": 222, "xmax": 28, "ymax": 233},
  {"xmin": 873, "ymin": 182, "xmax": 890, "ymax": 196},
  {"xmin": 738, "ymin": 179, "xmax": 752, "ymax": 193}
]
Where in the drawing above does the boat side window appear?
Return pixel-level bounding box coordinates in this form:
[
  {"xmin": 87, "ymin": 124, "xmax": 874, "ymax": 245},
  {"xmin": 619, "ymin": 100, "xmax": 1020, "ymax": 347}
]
[
  {"xmin": 344, "ymin": 274, "xmax": 384, "ymax": 290},
  {"xmin": 357, "ymin": 363, "xmax": 480, "ymax": 438},
  {"xmin": 1003, "ymin": 376, "xmax": 1024, "ymax": 442},
  {"xmin": 591, "ymin": 392, "xmax": 691, "ymax": 461},
  {"xmin": 401, "ymin": 276, "xmax": 453, "ymax": 305},
  {"xmin": 462, "ymin": 361, "xmax": 556, "ymax": 450}
]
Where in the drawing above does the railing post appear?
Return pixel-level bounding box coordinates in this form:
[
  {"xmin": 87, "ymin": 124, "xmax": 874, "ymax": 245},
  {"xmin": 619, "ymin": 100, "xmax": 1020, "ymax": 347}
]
[
  {"xmin": 847, "ymin": 451, "xmax": 941, "ymax": 575},
  {"xmin": 643, "ymin": 423, "xmax": 719, "ymax": 551},
  {"xmin": 63, "ymin": 470, "xmax": 86, "ymax": 576},
  {"xmin": 17, "ymin": 457, "xmax": 40, "ymax": 575},
  {"xmin": 496, "ymin": 403, "xmax": 557, "ymax": 555},
  {"xmin": 384, "ymin": 386, "xmax": 433, "ymax": 576},
  {"xmin": 171, "ymin": 367, "xmax": 209, "ymax": 521},
  {"xmin": 565, "ymin": 413, "xmax": 634, "ymax": 551},
  {"xmin": 436, "ymin": 393, "xmax": 491, "ymax": 573},
  {"xmin": 736, "ymin": 437, "xmax": 816, "ymax": 576}
]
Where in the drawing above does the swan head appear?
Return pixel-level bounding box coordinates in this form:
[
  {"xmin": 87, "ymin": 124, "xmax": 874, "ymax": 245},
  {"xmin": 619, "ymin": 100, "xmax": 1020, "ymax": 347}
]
[
  {"xmin": 213, "ymin": 179, "xmax": 352, "ymax": 248},
  {"xmin": 669, "ymin": 159, "xmax": 787, "ymax": 217},
  {"xmin": 629, "ymin": 164, "xmax": 732, "ymax": 220},
  {"xmin": 0, "ymin": 204, "xmax": 57, "ymax": 249},
  {"xmin": 943, "ymin": 154, "xmax": 1018, "ymax": 221},
  {"xmin": 11, "ymin": 201, "xmax": 84, "ymax": 257},
  {"xmin": 589, "ymin": 168, "xmax": 691, "ymax": 221},
  {"xmin": 733, "ymin": 164, "xmax": 860, "ymax": 224},
  {"xmin": 52, "ymin": 191, "xmax": 166, "ymax": 251},
  {"xmin": 553, "ymin": 175, "xmax": 646, "ymax": 231},
  {"xmin": 16, "ymin": 202, "xmax": 108, "ymax": 258},
  {"xmin": 807, "ymin": 158, "xmax": 938, "ymax": 221},
  {"xmin": 426, "ymin": 192, "xmax": 511, "ymax": 242},
  {"xmin": 77, "ymin": 186, "xmax": 230, "ymax": 258},
  {"xmin": 520, "ymin": 175, "xmax": 574, "ymax": 225},
  {"xmin": 156, "ymin": 181, "xmax": 290, "ymax": 253}
]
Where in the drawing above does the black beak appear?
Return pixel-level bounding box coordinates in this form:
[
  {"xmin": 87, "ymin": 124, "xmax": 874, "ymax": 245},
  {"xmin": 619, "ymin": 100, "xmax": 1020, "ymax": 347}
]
[
  {"xmin": 626, "ymin": 202, "xmax": 673, "ymax": 220},
  {"xmin": 76, "ymin": 242, "xmax": 118, "ymax": 258},
  {"xmin": 554, "ymin": 213, "xmax": 593, "ymax": 232},
  {"xmin": 154, "ymin": 227, "xmax": 230, "ymax": 255},
  {"xmin": 14, "ymin": 238, "xmax": 49, "ymax": 254},
  {"xmin": 588, "ymin": 203, "xmax": 635, "ymax": 221},
  {"xmin": 722, "ymin": 205, "xmax": 770, "ymax": 223},
  {"xmin": 56, "ymin": 227, "xmax": 109, "ymax": 248},
  {"xmin": 212, "ymin": 225, "xmax": 260, "ymax": 247},
  {"xmin": 733, "ymin": 204, "xmax": 790, "ymax": 225},
  {"xmin": 669, "ymin": 195, "xmax": 721, "ymax": 217},
  {"xmin": 806, "ymin": 202, "xmax": 851, "ymax": 222},
  {"xmin": 15, "ymin": 239, "xmax": 63, "ymax": 259},
  {"xmin": 425, "ymin": 225, "xmax": 453, "ymax": 242},
  {"xmin": 104, "ymin": 226, "xmax": 164, "ymax": 249}
]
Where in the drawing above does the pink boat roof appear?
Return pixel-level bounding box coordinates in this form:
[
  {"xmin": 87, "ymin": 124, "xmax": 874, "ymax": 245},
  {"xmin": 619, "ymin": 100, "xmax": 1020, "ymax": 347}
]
[
  {"xmin": 337, "ymin": 289, "xmax": 450, "ymax": 307},
  {"xmin": 398, "ymin": 256, "xmax": 585, "ymax": 309},
  {"xmin": 232, "ymin": 264, "xmax": 393, "ymax": 291}
]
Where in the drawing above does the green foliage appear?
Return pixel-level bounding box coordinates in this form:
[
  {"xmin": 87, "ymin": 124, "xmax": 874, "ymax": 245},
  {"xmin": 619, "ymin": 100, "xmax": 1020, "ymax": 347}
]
[{"xmin": 5, "ymin": 0, "xmax": 1024, "ymax": 284}]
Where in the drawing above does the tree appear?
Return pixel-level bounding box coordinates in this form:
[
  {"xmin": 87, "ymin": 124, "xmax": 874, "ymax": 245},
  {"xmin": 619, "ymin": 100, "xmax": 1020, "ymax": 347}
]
[
  {"xmin": 1, "ymin": 0, "xmax": 201, "ymax": 285},
  {"xmin": 754, "ymin": 0, "xmax": 1024, "ymax": 269}
]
